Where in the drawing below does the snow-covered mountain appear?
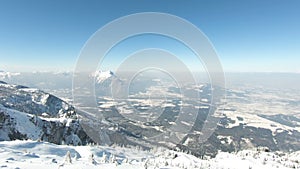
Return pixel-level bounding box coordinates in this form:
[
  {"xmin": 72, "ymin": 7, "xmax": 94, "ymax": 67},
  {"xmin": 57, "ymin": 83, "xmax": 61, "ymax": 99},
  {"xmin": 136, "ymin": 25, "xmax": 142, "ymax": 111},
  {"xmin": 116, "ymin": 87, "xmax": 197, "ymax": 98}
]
[
  {"xmin": 92, "ymin": 70, "xmax": 123, "ymax": 96},
  {"xmin": 0, "ymin": 81, "xmax": 91, "ymax": 145},
  {"xmin": 0, "ymin": 140, "xmax": 299, "ymax": 169},
  {"xmin": 0, "ymin": 81, "xmax": 145, "ymax": 149},
  {"xmin": 0, "ymin": 81, "xmax": 74, "ymax": 117},
  {"xmin": 93, "ymin": 70, "xmax": 115, "ymax": 83}
]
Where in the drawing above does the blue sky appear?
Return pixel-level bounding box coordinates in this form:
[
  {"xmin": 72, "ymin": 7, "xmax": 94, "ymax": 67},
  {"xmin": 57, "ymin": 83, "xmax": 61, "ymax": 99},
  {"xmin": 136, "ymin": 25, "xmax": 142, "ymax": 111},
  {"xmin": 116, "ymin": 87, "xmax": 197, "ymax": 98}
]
[{"xmin": 0, "ymin": 0, "xmax": 299, "ymax": 72}]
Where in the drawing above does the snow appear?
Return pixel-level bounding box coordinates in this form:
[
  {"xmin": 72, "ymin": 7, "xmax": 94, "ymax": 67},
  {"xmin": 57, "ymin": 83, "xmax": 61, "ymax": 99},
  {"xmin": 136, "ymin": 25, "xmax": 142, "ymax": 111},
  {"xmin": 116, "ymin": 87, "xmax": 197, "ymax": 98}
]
[
  {"xmin": 182, "ymin": 137, "xmax": 193, "ymax": 146},
  {"xmin": 93, "ymin": 70, "xmax": 114, "ymax": 83},
  {"xmin": 214, "ymin": 150, "xmax": 298, "ymax": 169},
  {"xmin": 118, "ymin": 106, "xmax": 134, "ymax": 114},
  {"xmin": 217, "ymin": 135, "xmax": 233, "ymax": 144},
  {"xmin": 223, "ymin": 86, "xmax": 300, "ymax": 133},
  {"xmin": 0, "ymin": 140, "xmax": 299, "ymax": 169},
  {"xmin": 221, "ymin": 109, "xmax": 300, "ymax": 133},
  {"xmin": 18, "ymin": 88, "xmax": 39, "ymax": 93},
  {"xmin": 163, "ymin": 103, "xmax": 176, "ymax": 107},
  {"xmin": 0, "ymin": 105, "xmax": 42, "ymax": 140},
  {"xmin": 99, "ymin": 101, "xmax": 117, "ymax": 108},
  {"xmin": 0, "ymin": 71, "xmax": 20, "ymax": 81}
]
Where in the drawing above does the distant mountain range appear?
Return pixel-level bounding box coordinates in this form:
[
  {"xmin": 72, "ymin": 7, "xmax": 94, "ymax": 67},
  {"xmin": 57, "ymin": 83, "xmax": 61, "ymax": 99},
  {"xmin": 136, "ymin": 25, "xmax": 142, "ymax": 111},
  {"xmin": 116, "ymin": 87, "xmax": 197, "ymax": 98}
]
[{"xmin": 0, "ymin": 70, "xmax": 20, "ymax": 81}]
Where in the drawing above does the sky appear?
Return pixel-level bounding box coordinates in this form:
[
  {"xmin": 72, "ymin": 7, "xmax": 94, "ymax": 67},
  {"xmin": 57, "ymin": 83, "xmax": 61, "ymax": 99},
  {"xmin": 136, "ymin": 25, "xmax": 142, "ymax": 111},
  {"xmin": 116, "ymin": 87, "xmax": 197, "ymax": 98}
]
[{"xmin": 0, "ymin": 0, "xmax": 299, "ymax": 73}]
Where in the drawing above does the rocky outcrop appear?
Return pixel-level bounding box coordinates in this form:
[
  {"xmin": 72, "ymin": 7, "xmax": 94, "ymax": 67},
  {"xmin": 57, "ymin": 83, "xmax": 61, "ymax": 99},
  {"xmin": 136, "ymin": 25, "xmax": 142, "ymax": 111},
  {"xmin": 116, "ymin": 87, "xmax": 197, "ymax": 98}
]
[{"xmin": 0, "ymin": 82, "xmax": 91, "ymax": 145}]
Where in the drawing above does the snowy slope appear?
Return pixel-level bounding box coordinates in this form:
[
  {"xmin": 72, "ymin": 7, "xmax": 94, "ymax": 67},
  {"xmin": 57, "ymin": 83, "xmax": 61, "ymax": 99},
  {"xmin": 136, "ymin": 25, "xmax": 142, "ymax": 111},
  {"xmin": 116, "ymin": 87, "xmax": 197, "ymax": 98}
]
[
  {"xmin": 0, "ymin": 105, "xmax": 90, "ymax": 145},
  {"xmin": 0, "ymin": 81, "xmax": 75, "ymax": 118},
  {"xmin": 92, "ymin": 70, "xmax": 115, "ymax": 83},
  {"xmin": 0, "ymin": 104, "xmax": 42, "ymax": 141},
  {"xmin": 0, "ymin": 140, "xmax": 299, "ymax": 169},
  {"xmin": 0, "ymin": 82, "xmax": 92, "ymax": 145}
]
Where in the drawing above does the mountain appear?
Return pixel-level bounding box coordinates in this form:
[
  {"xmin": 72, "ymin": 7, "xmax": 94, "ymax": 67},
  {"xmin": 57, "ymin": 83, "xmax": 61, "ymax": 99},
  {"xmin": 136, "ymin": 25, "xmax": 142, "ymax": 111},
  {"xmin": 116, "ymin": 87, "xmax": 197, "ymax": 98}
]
[
  {"xmin": 0, "ymin": 81, "xmax": 91, "ymax": 145},
  {"xmin": 93, "ymin": 70, "xmax": 115, "ymax": 83},
  {"xmin": 0, "ymin": 81, "xmax": 142, "ymax": 149},
  {"xmin": 93, "ymin": 70, "xmax": 123, "ymax": 96},
  {"xmin": 0, "ymin": 80, "xmax": 74, "ymax": 117}
]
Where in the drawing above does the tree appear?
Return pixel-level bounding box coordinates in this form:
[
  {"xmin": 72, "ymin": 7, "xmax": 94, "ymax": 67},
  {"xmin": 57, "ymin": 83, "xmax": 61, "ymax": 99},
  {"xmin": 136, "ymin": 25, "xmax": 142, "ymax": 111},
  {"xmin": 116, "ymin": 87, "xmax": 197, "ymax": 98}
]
[
  {"xmin": 101, "ymin": 152, "xmax": 108, "ymax": 163},
  {"xmin": 64, "ymin": 151, "xmax": 72, "ymax": 164},
  {"xmin": 109, "ymin": 154, "xmax": 117, "ymax": 164},
  {"xmin": 89, "ymin": 153, "xmax": 97, "ymax": 165},
  {"xmin": 144, "ymin": 158, "xmax": 149, "ymax": 169}
]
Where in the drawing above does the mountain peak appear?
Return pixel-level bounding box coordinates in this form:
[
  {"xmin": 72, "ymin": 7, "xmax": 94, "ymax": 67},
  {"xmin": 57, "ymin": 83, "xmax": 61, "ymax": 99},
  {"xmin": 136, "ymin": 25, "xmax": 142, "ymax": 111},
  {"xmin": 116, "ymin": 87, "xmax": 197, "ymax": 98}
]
[{"xmin": 93, "ymin": 70, "xmax": 115, "ymax": 83}]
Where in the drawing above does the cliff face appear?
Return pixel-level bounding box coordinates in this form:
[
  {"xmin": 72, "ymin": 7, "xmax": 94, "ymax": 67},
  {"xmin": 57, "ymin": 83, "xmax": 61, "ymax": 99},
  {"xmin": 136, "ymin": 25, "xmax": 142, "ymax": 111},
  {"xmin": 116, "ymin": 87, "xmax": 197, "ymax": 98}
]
[{"xmin": 0, "ymin": 81, "xmax": 91, "ymax": 145}]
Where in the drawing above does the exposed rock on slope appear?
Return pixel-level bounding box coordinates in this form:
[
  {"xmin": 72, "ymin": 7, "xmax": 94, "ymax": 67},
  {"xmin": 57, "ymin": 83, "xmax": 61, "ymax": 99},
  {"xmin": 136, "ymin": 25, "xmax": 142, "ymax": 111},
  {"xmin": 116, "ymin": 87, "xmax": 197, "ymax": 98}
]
[{"xmin": 0, "ymin": 81, "xmax": 91, "ymax": 145}]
